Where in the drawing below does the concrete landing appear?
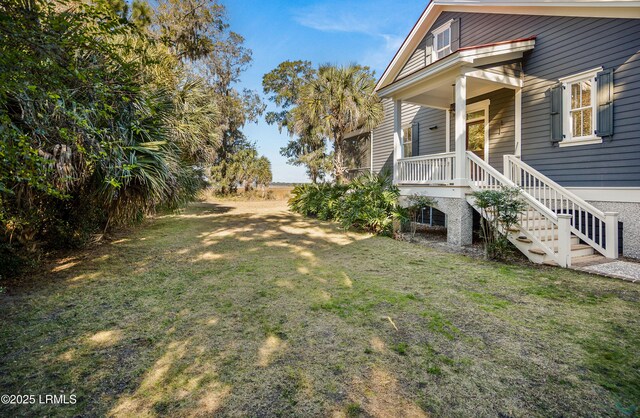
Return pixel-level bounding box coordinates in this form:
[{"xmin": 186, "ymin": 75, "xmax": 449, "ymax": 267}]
[{"xmin": 576, "ymin": 260, "xmax": 640, "ymax": 283}]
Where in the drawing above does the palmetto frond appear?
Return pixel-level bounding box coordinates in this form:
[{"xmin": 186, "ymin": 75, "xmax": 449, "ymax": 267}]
[{"xmin": 292, "ymin": 64, "xmax": 382, "ymax": 182}]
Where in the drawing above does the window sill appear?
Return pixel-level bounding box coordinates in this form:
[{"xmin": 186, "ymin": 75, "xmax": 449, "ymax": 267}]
[{"xmin": 558, "ymin": 137, "xmax": 603, "ymax": 147}]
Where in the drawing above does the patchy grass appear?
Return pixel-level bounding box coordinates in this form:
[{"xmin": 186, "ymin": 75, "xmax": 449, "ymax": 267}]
[{"xmin": 1, "ymin": 196, "xmax": 639, "ymax": 417}]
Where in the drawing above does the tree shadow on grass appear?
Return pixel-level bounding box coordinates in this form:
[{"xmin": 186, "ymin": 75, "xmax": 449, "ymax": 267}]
[
  {"xmin": 2, "ymin": 199, "xmax": 639, "ymax": 416},
  {"xmin": 1, "ymin": 199, "xmax": 425, "ymax": 416}
]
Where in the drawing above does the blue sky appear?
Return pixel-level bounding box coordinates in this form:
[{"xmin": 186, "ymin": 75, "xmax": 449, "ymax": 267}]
[{"xmin": 224, "ymin": 0, "xmax": 426, "ymax": 182}]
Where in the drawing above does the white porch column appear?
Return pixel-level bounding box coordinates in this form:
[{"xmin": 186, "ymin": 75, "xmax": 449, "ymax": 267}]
[
  {"xmin": 392, "ymin": 99, "xmax": 402, "ymax": 184},
  {"xmin": 515, "ymin": 87, "xmax": 522, "ymax": 157},
  {"xmin": 454, "ymin": 76, "xmax": 467, "ymax": 184},
  {"xmin": 445, "ymin": 109, "xmax": 451, "ymax": 153}
]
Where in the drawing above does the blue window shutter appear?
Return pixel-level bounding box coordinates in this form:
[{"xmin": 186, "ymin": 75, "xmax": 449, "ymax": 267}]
[
  {"xmin": 550, "ymin": 84, "xmax": 563, "ymax": 143},
  {"xmin": 596, "ymin": 69, "xmax": 614, "ymax": 138},
  {"xmin": 411, "ymin": 122, "xmax": 420, "ymax": 156},
  {"xmin": 425, "ymin": 35, "xmax": 434, "ymax": 66},
  {"xmin": 450, "ymin": 19, "xmax": 460, "ymax": 51}
]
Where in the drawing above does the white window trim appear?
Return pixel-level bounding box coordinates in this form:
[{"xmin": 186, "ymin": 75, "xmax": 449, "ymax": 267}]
[
  {"xmin": 558, "ymin": 67, "xmax": 602, "ymax": 147},
  {"xmin": 431, "ymin": 19, "xmax": 453, "ymax": 62},
  {"xmin": 467, "ymin": 99, "xmax": 490, "ymax": 161}
]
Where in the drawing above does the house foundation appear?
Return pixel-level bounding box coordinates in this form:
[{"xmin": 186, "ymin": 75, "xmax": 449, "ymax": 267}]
[
  {"xmin": 589, "ymin": 201, "xmax": 640, "ymax": 259},
  {"xmin": 403, "ymin": 194, "xmax": 474, "ymax": 247}
]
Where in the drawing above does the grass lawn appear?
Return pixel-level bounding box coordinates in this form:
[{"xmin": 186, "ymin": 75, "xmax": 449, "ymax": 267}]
[{"xmin": 1, "ymin": 196, "xmax": 639, "ymax": 417}]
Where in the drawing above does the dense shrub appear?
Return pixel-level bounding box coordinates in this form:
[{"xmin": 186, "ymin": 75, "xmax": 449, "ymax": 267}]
[
  {"xmin": 0, "ymin": 0, "xmax": 258, "ymax": 279},
  {"xmin": 334, "ymin": 172, "xmax": 403, "ymax": 235},
  {"xmin": 288, "ymin": 172, "xmax": 404, "ymax": 235},
  {"xmin": 288, "ymin": 183, "xmax": 348, "ymax": 220}
]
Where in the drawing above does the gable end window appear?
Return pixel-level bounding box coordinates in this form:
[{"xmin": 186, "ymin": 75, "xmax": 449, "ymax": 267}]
[
  {"xmin": 432, "ymin": 21, "xmax": 452, "ymax": 60},
  {"xmin": 425, "ymin": 19, "xmax": 459, "ymax": 66},
  {"xmin": 557, "ymin": 68, "xmax": 611, "ymax": 147}
]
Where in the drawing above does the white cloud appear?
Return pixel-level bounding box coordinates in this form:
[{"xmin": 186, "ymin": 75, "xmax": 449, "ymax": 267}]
[
  {"xmin": 291, "ymin": 1, "xmax": 410, "ymax": 73},
  {"xmin": 291, "ymin": 2, "xmax": 384, "ymax": 36},
  {"xmin": 359, "ymin": 33, "xmax": 404, "ymax": 75}
]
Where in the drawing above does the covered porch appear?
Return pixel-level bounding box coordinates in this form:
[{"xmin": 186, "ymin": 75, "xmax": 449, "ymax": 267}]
[{"xmin": 377, "ymin": 38, "xmax": 535, "ymax": 196}]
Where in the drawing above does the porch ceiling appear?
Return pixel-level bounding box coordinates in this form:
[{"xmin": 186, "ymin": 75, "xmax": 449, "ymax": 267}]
[{"xmin": 404, "ymin": 77, "xmax": 502, "ymax": 109}]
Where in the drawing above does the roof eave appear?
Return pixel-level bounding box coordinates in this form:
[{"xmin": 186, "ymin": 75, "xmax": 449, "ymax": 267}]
[
  {"xmin": 374, "ymin": 1, "xmax": 640, "ymax": 92},
  {"xmin": 377, "ymin": 38, "xmax": 536, "ymax": 98}
]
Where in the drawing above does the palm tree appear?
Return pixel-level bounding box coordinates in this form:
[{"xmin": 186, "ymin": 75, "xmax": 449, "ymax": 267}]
[{"xmin": 293, "ymin": 64, "xmax": 383, "ymax": 183}]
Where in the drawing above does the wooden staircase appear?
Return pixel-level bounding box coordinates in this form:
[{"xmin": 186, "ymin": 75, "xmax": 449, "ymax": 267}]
[
  {"xmin": 507, "ymin": 214, "xmax": 605, "ymax": 267},
  {"xmin": 465, "ymin": 152, "xmax": 618, "ymax": 268}
]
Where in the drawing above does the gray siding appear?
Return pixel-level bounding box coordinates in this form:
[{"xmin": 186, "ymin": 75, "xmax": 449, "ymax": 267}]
[
  {"xmin": 393, "ymin": 12, "xmax": 640, "ymax": 187},
  {"xmin": 372, "ymin": 100, "xmax": 448, "ymax": 176},
  {"xmin": 415, "ymin": 107, "xmax": 447, "ymax": 156},
  {"xmin": 397, "ymin": 37, "xmax": 427, "ymax": 79},
  {"xmin": 372, "ymin": 98, "xmax": 395, "ymax": 174}
]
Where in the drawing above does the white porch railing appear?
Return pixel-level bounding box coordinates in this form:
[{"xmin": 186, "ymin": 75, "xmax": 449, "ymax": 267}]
[
  {"xmin": 504, "ymin": 155, "xmax": 618, "ymax": 259},
  {"xmin": 396, "ymin": 152, "xmax": 455, "ymax": 185},
  {"xmin": 466, "ymin": 152, "xmax": 572, "ymax": 267}
]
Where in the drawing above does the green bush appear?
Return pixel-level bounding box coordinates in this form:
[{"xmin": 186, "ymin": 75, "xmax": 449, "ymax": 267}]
[
  {"xmin": 0, "ymin": 0, "xmax": 230, "ymax": 278},
  {"xmin": 288, "ymin": 183, "xmax": 347, "ymax": 220},
  {"xmin": 289, "ymin": 172, "xmax": 404, "ymax": 235},
  {"xmin": 335, "ymin": 172, "xmax": 403, "ymax": 235},
  {"xmin": 472, "ymin": 187, "xmax": 526, "ymax": 260}
]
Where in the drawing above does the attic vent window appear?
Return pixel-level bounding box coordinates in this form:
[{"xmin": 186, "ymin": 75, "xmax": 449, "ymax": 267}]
[{"xmin": 432, "ymin": 21, "xmax": 452, "ymax": 59}]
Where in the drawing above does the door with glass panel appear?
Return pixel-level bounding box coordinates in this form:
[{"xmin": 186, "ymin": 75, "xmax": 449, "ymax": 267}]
[
  {"xmin": 466, "ymin": 109, "xmax": 486, "ymax": 161},
  {"xmin": 465, "ymin": 108, "xmax": 487, "ymax": 183}
]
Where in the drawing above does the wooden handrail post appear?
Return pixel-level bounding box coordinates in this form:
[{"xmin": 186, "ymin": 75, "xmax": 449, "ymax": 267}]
[
  {"xmin": 557, "ymin": 214, "xmax": 572, "ymax": 268},
  {"xmin": 503, "ymin": 155, "xmax": 511, "ymax": 180},
  {"xmin": 605, "ymin": 212, "xmax": 619, "ymax": 259}
]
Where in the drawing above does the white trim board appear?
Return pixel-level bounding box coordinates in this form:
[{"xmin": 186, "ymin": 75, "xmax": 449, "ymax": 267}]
[
  {"xmin": 399, "ymin": 185, "xmax": 469, "ymax": 199},
  {"xmin": 566, "ymin": 187, "xmax": 640, "ymax": 203}
]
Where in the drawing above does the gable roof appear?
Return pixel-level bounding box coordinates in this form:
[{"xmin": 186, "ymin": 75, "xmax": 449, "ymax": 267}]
[
  {"xmin": 377, "ymin": 36, "xmax": 535, "ymax": 98},
  {"xmin": 375, "ymin": 0, "xmax": 640, "ymax": 92}
]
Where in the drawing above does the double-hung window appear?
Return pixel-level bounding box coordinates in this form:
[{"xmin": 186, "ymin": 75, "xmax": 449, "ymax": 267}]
[
  {"xmin": 402, "ymin": 126, "xmax": 413, "ymax": 158},
  {"xmin": 559, "ymin": 68, "xmax": 602, "ymax": 146},
  {"xmin": 551, "ymin": 67, "xmax": 614, "ymax": 146},
  {"xmin": 432, "ymin": 21, "xmax": 452, "ymax": 60}
]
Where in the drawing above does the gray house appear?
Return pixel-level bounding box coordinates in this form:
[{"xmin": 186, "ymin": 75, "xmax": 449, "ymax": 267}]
[{"xmin": 369, "ymin": 0, "xmax": 640, "ymax": 266}]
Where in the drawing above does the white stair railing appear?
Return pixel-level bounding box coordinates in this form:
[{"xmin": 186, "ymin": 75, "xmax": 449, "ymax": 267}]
[
  {"xmin": 504, "ymin": 155, "xmax": 619, "ymax": 259},
  {"xmin": 397, "ymin": 152, "xmax": 455, "ymax": 184},
  {"xmin": 466, "ymin": 152, "xmax": 572, "ymax": 267}
]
